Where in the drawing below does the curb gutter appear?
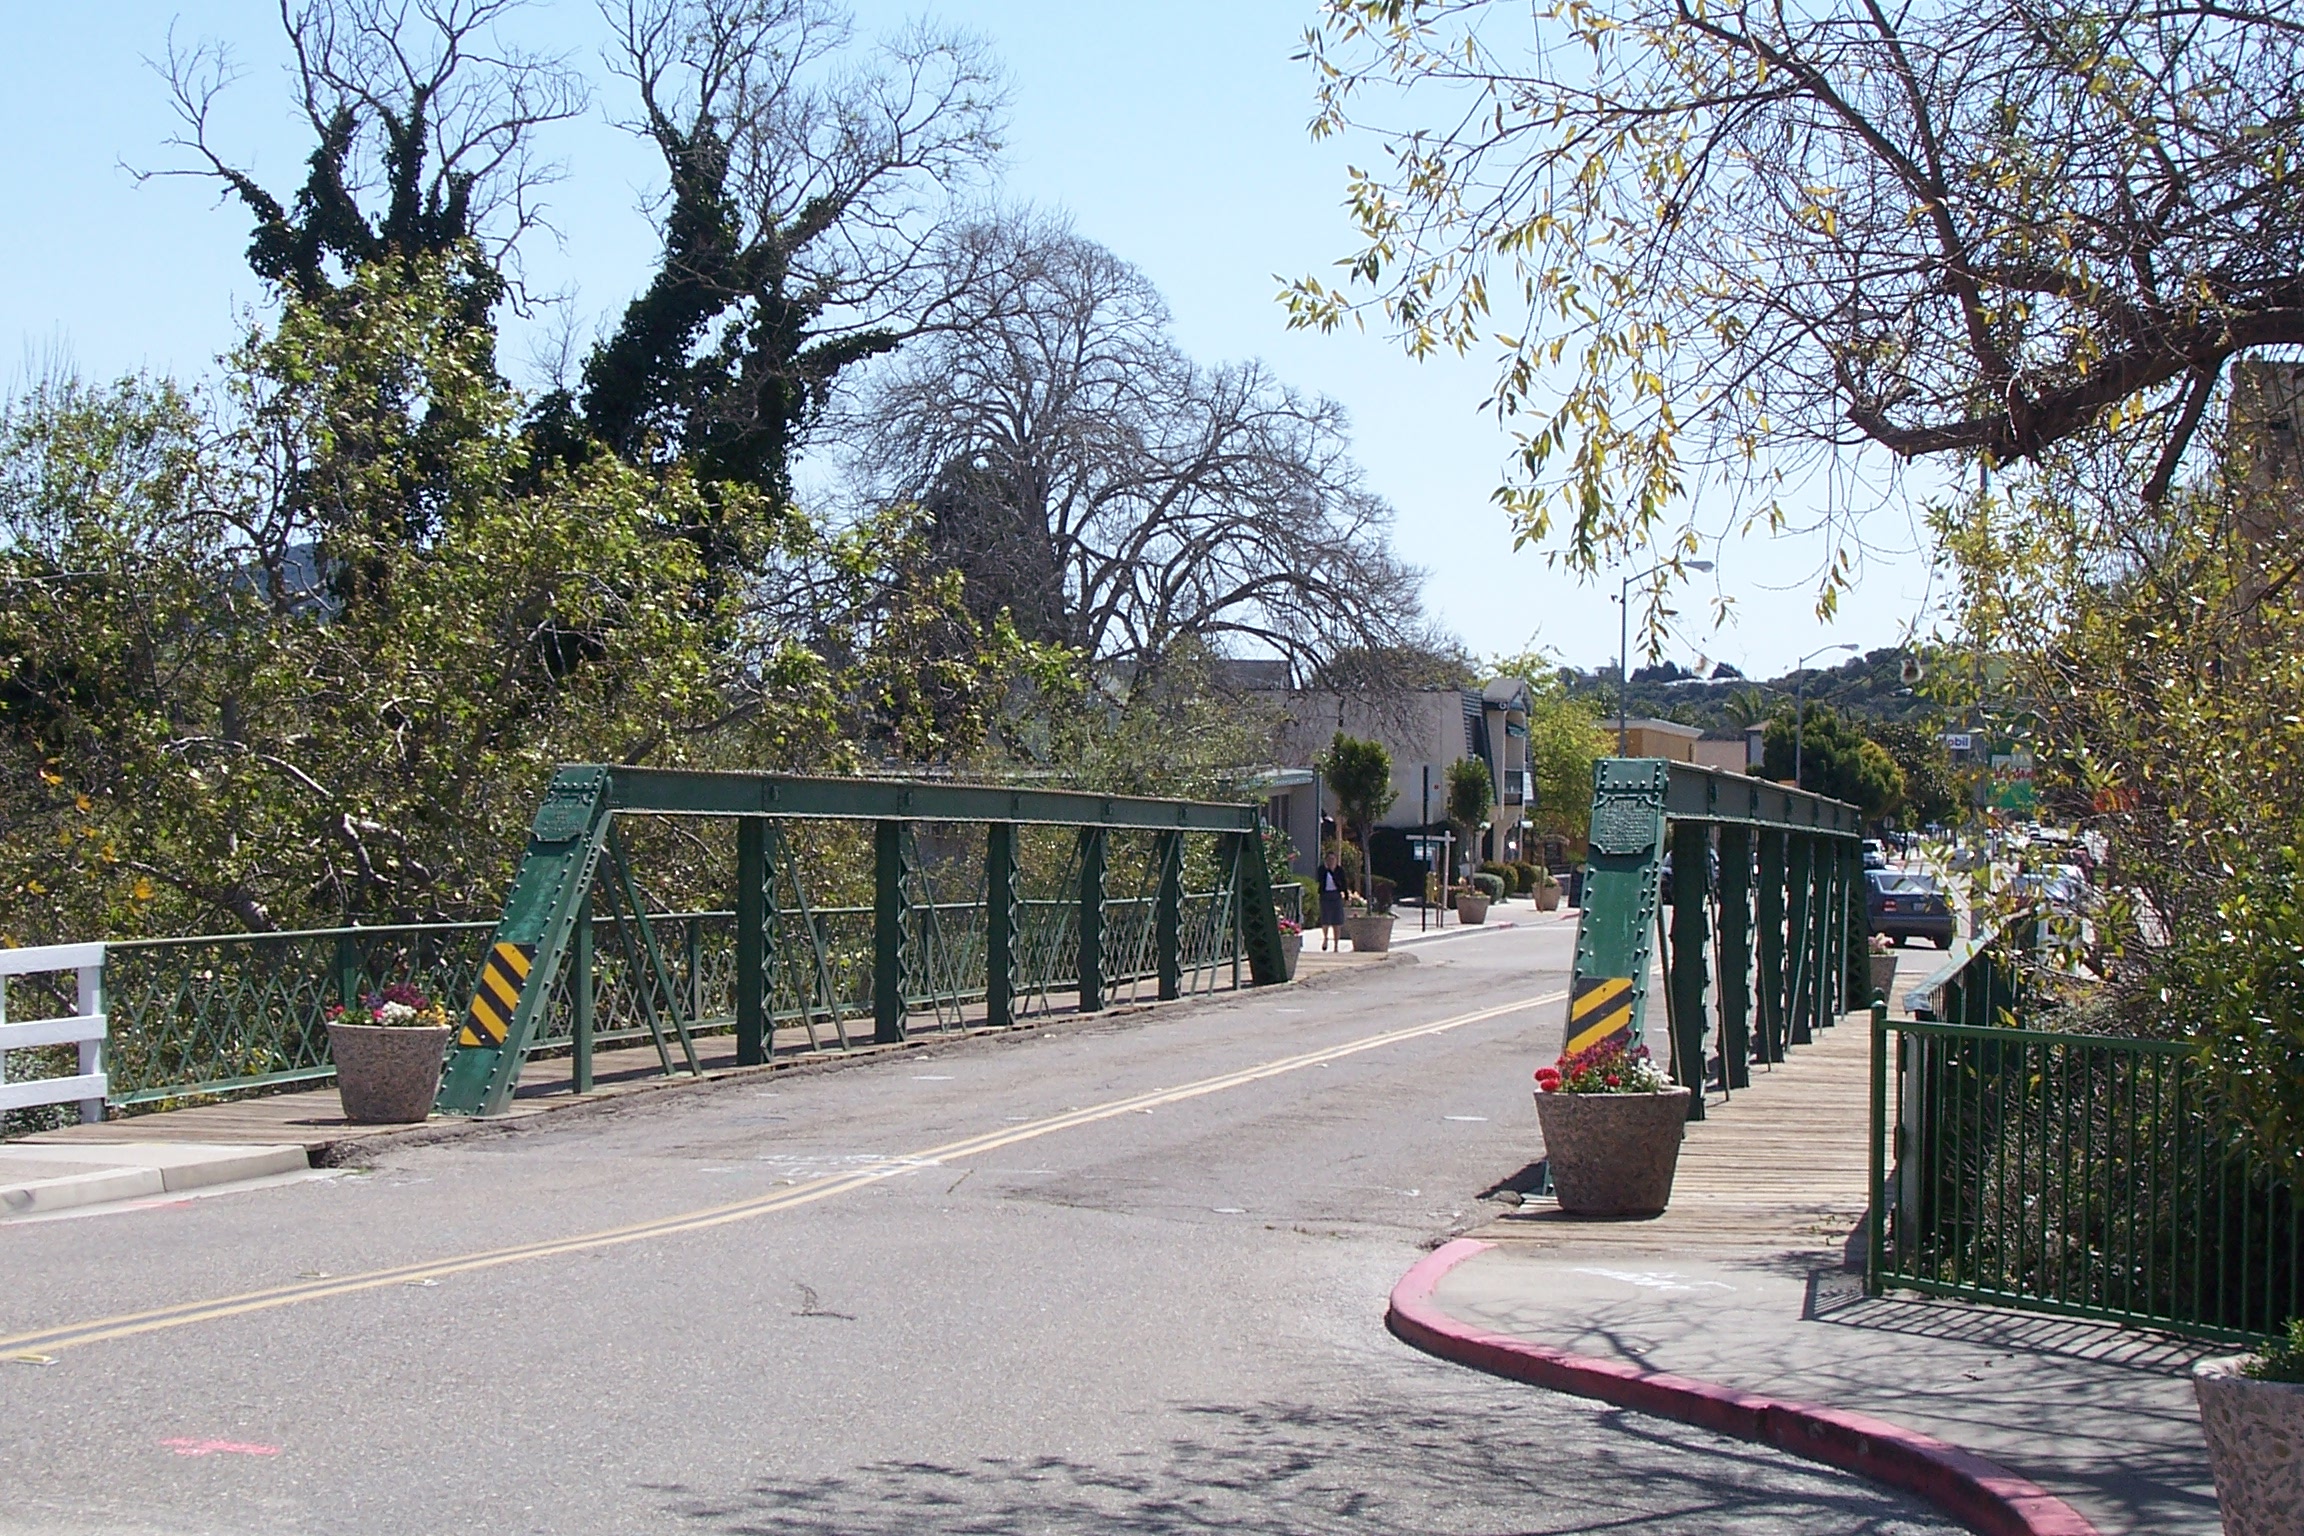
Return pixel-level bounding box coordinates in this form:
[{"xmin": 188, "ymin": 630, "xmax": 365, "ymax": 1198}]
[
  {"xmin": 1388, "ymin": 1238, "xmax": 2102, "ymax": 1536},
  {"xmin": 0, "ymin": 1143, "xmax": 310, "ymax": 1218}
]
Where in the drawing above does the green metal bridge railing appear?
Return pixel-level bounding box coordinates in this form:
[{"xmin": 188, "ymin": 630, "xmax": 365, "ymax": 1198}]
[
  {"xmin": 1868, "ymin": 931, "xmax": 2301, "ymax": 1342},
  {"xmin": 1567, "ymin": 759, "xmax": 1864, "ymax": 1120},
  {"xmin": 58, "ymin": 769, "xmax": 1302, "ymax": 1114},
  {"xmin": 86, "ymin": 884, "xmax": 1299, "ymax": 1112},
  {"xmin": 432, "ymin": 768, "xmax": 1292, "ymax": 1117}
]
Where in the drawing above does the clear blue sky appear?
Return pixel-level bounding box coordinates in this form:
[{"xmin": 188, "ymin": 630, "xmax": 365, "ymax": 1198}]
[{"xmin": 0, "ymin": 0, "xmax": 1940, "ymax": 680}]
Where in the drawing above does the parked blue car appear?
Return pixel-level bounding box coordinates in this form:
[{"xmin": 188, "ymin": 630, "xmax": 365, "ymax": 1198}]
[{"xmin": 1866, "ymin": 870, "xmax": 1955, "ymax": 948}]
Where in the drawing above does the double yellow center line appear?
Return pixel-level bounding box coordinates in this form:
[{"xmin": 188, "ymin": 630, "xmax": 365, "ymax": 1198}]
[{"xmin": 1, "ymin": 988, "xmax": 1564, "ymax": 1358}]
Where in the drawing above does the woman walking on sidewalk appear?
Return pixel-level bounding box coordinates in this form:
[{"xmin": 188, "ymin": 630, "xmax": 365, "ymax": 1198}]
[{"xmin": 1316, "ymin": 849, "xmax": 1349, "ymax": 950}]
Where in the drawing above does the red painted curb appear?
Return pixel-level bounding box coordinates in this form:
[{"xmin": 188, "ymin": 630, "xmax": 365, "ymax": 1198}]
[{"xmin": 1389, "ymin": 1238, "xmax": 2102, "ymax": 1536}]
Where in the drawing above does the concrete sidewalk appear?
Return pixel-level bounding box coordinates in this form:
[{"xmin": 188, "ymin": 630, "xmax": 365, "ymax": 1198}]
[
  {"xmin": 1416, "ymin": 946, "xmax": 2218, "ymax": 1536},
  {"xmin": 1414, "ymin": 1242, "xmax": 2215, "ymax": 1535}
]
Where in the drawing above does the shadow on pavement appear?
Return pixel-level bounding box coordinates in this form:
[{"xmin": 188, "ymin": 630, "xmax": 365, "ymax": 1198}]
[
  {"xmin": 645, "ymin": 1395, "xmax": 1962, "ymax": 1535},
  {"xmin": 1798, "ymin": 1265, "xmax": 2219, "ymax": 1533}
]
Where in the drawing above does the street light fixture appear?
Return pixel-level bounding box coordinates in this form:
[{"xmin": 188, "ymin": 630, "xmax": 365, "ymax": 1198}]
[
  {"xmin": 1618, "ymin": 557, "xmax": 1716, "ymax": 754},
  {"xmin": 1793, "ymin": 642, "xmax": 1862, "ymax": 786}
]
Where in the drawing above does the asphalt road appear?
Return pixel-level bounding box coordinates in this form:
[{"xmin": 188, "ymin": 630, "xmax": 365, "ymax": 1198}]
[{"xmin": 0, "ymin": 921, "xmax": 1961, "ymax": 1535}]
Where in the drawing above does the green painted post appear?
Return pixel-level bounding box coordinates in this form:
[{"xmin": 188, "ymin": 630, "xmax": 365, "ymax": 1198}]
[
  {"xmin": 1233, "ymin": 821, "xmax": 1289, "ymax": 986},
  {"xmin": 986, "ymin": 822, "xmax": 1018, "ymax": 1028},
  {"xmin": 1787, "ymin": 834, "xmax": 1815, "ymax": 1046},
  {"xmin": 1716, "ymin": 823, "xmax": 1753, "ymax": 1090},
  {"xmin": 685, "ymin": 916, "xmax": 702, "ymax": 1028},
  {"xmin": 1230, "ymin": 832, "xmax": 1245, "ymax": 990},
  {"xmin": 436, "ymin": 766, "xmax": 615, "ymax": 1117},
  {"xmin": 1155, "ymin": 829, "xmax": 1183, "ymax": 1001},
  {"xmin": 1815, "ymin": 838, "xmax": 1838, "ymax": 1026},
  {"xmin": 1824, "ymin": 833, "xmax": 1843, "ymax": 1027},
  {"xmin": 1868, "ymin": 995, "xmax": 1889, "ymax": 1297},
  {"xmin": 333, "ymin": 932, "xmax": 360, "ymax": 1009},
  {"xmin": 1668, "ymin": 819, "xmax": 1711, "ymax": 1121},
  {"xmin": 1757, "ymin": 827, "xmax": 1787, "ymax": 1064},
  {"xmin": 571, "ymin": 887, "xmax": 594, "ymax": 1093},
  {"xmin": 1566, "ymin": 759, "xmax": 1671, "ymax": 1055},
  {"xmin": 1078, "ymin": 826, "xmax": 1107, "ymax": 1012},
  {"xmin": 874, "ymin": 820, "xmax": 907, "ymax": 1044},
  {"xmin": 736, "ymin": 818, "xmax": 768, "ymax": 1065},
  {"xmin": 1837, "ymin": 840, "xmax": 1861, "ymax": 1018}
]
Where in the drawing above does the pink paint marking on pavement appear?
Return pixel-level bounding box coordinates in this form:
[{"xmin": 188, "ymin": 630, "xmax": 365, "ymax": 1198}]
[
  {"xmin": 160, "ymin": 1438, "xmax": 281, "ymax": 1458},
  {"xmin": 1388, "ymin": 1238, "xmax": 2102, "ymax": 1536}
]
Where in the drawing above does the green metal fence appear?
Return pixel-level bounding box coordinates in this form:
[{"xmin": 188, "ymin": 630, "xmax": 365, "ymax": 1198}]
[
  {"xmin": 94, "ymin": 879, "xmax": 1299, "ymax": 1111},
  {"xmin": 1869, "ymin": 977, "xmax": 2301, "ymax": 1342}
]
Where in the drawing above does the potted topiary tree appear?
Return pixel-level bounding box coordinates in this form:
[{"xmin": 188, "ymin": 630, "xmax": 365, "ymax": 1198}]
[
  {"xmin": 1532, "ymin": 868, "xmax": 1564, "ymax": 912},
  {"xmin": 1445, "ymin": 756, "xmax": 1493, "ymax": 924},
  {"xmin": 1323, "ymin": 732, "xmax": 1398, "ymax": 952},
  {"xmin": 327, "ymin": 983, "xmax": 454, "ymax": 1124},
  {"xmin": 2196, "ymin": 1320, "xmax": 2304, "ymax": 1535},
  {"xmin": 1532, "ymin": 1037, "xmax": 1690, "ymax": 1216}
]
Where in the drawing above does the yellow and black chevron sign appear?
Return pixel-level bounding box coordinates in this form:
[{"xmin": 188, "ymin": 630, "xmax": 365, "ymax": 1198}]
[
  {"xmin": 460, "ymin": 941, "xmax": 536, "ymax": 1047},
  {"xmin": 1564, "ymin": 974, "xmax": 1635, "ymax": 1055}
]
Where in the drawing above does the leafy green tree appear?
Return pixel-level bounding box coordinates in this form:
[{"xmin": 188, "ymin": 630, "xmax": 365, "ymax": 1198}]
[
  {"xmin": 1320, "ymin": 731, "xmax": 1395, "ymax": 896},
  {"xmin": 1291, "ymin": 0, "xmax": 2304, "ymax": 606},
  {"xmin": 1444, "ymin": 755, "xmax": 1492, "ymax": 877},
  {"xmin": 1869, "ymin": 720, "xmax": 1962, "ymax": 829},
  {"xmin": 1761, "ymin": 706, "xmax": 1904, "ymax": 822},
  {"xmin": 0, "ymin": 255, "xmax": 1063, "ymax": 941},
  {"xmin": 1928, "ymin": 431, "xmax": 2304, "ymax": 1178}
]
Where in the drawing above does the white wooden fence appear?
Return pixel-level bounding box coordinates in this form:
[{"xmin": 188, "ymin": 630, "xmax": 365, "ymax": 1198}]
[{"xmin": 0, "ymin": 942, "xmax": 106, "ymax": 1123}]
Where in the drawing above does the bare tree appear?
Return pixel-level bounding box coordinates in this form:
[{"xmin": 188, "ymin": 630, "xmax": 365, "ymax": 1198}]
[
  {"xmin": 1293, "ymin": 0, "xmax": 2304, "ymax": 590},
  {"xmin": 150, "ymin": 0, "xmax": 589, "ymax": 314},
  {"xmin": 853, "ymin": 213, "xmax": 1429, "ymax": 682},
  {"xmin": 579, "ymin": 0, "xmax": 1009, "ymax": 516}
]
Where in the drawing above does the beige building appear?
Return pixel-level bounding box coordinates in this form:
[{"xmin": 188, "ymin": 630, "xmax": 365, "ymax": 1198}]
[
  {"xmin": 1616, "ymin": 717, "xmax": 1703, "ymax": 762},
  {"xmin": 1259, "ymin": 678, "xmax": 1536, "ymax": 876}
]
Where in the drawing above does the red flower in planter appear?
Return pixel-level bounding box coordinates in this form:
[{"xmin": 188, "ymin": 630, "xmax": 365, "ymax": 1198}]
[
  {"xmin": 1534, "ymin": 1066, "xmax": 1563, "ymax": 1092},
  {"xmin": 1543, "ymin": 1038, "xmax": 1669, "ymax": 1094}
]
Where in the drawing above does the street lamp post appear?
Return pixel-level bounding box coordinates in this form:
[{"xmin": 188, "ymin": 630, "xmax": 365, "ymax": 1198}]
[
  {"xmin": 1618, "ymin": 557, "xmax": 1715, "ymax": 754},
  {"xmin": 1792, "ymin": 642, "xmax": 1862, "ymax": 787}
]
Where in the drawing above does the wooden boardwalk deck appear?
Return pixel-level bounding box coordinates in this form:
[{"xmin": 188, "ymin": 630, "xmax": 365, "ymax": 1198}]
[{"xmin": 1466, "ymin": 949, "xmax": 1920, "ymax": 1261}]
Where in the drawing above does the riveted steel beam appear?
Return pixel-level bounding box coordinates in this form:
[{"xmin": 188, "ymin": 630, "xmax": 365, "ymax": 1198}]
[{"xmin": 601, "ymin": 769, "xmax": 1259, "ymax": 832}]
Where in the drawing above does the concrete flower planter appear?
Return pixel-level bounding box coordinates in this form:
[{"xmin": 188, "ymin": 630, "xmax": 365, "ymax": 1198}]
[
  {"xmin": 1867, "ymin": 953, "xmax": 1900, "ymax": 1006},
  {"xmin": 1279, "ymin": 930, "xmax": 1303, "ymax": 980},
  {"xmin": 1343, "ymin": 913, "xmax": 1395, "ymax": 953},
  {"xmin": 1533, "ymin": 885, "xmax": 1562, "ymax": 912},
  {"xmin": 2196, "ymin": 1356, "xmax": 2304, "ymax": 1535},
  {"xmin": 328, "ymin": 1022, "xmax": 451, "ymax": 1124},
  {"xmin": 1455, "ymin": 892, "xmax": 1491, "ymax": 925},
  {"xmin": 1534, "ymin": 1086, "xmax": 1692, "ymax": 1217}
]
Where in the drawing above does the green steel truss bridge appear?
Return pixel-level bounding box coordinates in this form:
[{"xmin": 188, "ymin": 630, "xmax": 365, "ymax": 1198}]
[
  {"xmin": 1568, "ymin": 759, "xmax": 1864, "ymax": 1120},
  {"xmin": 434, "ymin": 768, "xmax": 1291, "ymax": 1117}
]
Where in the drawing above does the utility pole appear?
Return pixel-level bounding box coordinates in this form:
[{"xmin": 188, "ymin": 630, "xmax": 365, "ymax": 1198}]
[{"xmin": 1421, "ymin": 763, "xmax": 1432, "ymax": 932}]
